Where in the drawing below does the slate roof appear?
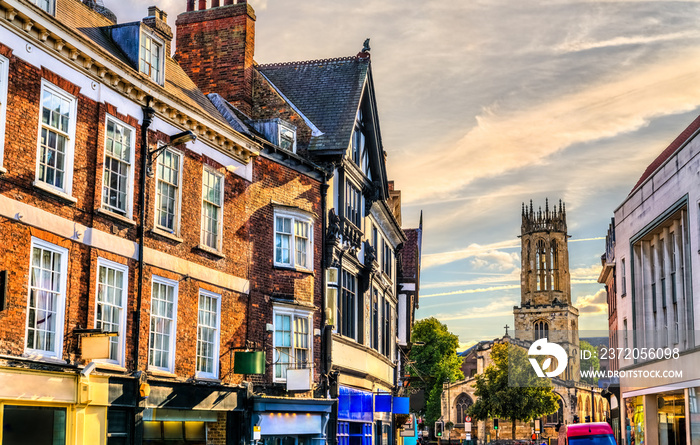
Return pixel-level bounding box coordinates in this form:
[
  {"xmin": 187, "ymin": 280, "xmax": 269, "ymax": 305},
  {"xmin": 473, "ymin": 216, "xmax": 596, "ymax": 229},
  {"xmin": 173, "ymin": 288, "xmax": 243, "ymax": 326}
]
[
  {"xmin": 257, "ymin": 56, "xmax": 370, "ymax": 153},
  {"xmin": 631, "ymin": 113, "xmax": 700, "ymax": 194},
  {"xmin": 55, "ymin": 0, "xmax": 230, "ymax": 127}
]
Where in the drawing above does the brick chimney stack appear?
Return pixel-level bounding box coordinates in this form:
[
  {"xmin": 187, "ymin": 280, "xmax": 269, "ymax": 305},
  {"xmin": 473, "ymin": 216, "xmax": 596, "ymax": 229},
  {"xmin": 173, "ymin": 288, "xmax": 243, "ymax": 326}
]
[
  {"xmin": 143, "ymin": 6, "xmax": 173, "ymax": 55},
  {"xmin": 175, "ymin": 0, "xmax": 255, "ymax": 115}
]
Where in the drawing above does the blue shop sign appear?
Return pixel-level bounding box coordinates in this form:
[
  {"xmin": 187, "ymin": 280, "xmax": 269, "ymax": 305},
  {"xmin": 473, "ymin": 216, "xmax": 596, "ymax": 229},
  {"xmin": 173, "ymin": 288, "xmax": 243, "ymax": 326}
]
[{"xmin": 338, "ymin": 386, "xmax": 373, "ymax": 422}]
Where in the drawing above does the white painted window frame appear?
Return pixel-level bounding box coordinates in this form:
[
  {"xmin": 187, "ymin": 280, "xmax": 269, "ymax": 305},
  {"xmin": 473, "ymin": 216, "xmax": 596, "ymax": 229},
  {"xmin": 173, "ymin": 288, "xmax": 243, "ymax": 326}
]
[
  {"xmin": 272, "ymin": 304, "xmax": 313, "ymax": 383},
  {"xmin": 24, "ymin": 237, "xmax": 68, "ymax": 359},
  {"xmin": 273, "ymin": 209, "xmax": 314, "ymax": 271},
  {"xmin": 148, "ymin": 275, "xmax": 179, "ymax": 373},
  {"xmin": 0, "ymin": 54, "xmax": 8, "ymax": 171},
  {"xmin": 34, "ymin": 80, "xmax": 77, "ymax": 196},
  {"xmin": 154, "ymin": 145, "xmax": 183, "ymax": 236},
  {"xmin": 93, "ymin": 258, "xmax": 129, "ymax": 366},
  {"xmin": 195, "ymin": 288, "xmax": 221, "ymax": 380},
  {"xmin": 101, "ymin": 115, "xmax": 136, "ymax": 218},
  {"xmin": 200, "ymin": 167, "xmax": 225, "ymax": 251},
  {"xmin": 139, "ymin": 30, "xmax": 165, "ymax": 86},
  {"xmin": 30, "ymin": 0, "xmax": 55, "ymax": 15}
]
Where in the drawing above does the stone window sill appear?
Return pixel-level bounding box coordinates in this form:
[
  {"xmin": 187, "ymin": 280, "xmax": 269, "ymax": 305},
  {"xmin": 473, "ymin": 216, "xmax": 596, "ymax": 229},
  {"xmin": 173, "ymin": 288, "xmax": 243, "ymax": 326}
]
[
  {"xmin": 147, "ymin": 368, "xmax": 177, "ymax": 378},
  {"xmin": 151, "ymin": 227, "xmax": 184, "ymax": 243},
  {"xmin": 32, "ymin": 181, "xmax": 77, "ymax": 204},
  {"xmin": 96, "ymin": 208, "xmax": 136, "ymax": 226},
  {"xmin": 196, "ymin": 243, "xmax": 225, "ymax": 259},
  {"xmin": 274, "ymin": 264, "xmax": 315, "ymax": 276}
]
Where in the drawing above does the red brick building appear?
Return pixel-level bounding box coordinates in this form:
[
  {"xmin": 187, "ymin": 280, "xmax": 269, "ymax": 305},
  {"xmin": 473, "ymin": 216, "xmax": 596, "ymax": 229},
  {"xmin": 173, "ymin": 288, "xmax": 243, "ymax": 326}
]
[{"xmin": 0, "ymin": 0, "xmax": 330, "ymax": 444}]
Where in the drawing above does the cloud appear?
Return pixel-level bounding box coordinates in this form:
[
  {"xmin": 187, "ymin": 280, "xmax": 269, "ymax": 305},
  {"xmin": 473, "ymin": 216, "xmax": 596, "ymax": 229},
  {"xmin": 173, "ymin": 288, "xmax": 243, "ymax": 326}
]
[
  {"xmin": 575, "ymin": 289, "xmax": 608, "ymax": 315},
  {"xmin": 422, "ymin": 270, "xmax": 520, "ymax": 289},
  {"xmin": 555, "ymin": 31, "xmax": 700, "ymax": 54},
  {"xmin": 470, "ymin": 250, "xmax": 520, "ymax": 271},
  {"xmin": 422, "ymin": 285, "xmax": 520, "ymax": 299},
  {"xmin": 434, "ymin": 297, "xmax": 518, "ymax": 322},
  {"xmin": 570, "ymin": 264, "xmax": 603, "ymax": 280},
  {"xmin": 396, "ymin": 49, "xmax": 700, "ymax": 204}
]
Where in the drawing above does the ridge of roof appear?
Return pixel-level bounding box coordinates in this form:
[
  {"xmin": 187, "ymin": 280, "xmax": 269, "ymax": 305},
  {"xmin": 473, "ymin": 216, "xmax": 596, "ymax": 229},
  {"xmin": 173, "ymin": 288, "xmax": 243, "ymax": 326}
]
[
  {"xmin": 630, "ymin": 113, "xmax": 700, "ymax": 195},
  {"xmin": 257, "ymin": 55, "xmax": 361, "ymax": 69}
]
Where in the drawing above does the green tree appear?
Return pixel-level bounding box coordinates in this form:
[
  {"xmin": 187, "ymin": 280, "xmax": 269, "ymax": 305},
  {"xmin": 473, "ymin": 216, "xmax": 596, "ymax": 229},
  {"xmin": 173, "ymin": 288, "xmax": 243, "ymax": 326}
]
[
  {"xmin": 468, "ymin": 342, "xmax": 559, "ymax": 439},
  {"xmin": 579, "ymin": 340, "xmax": 600, "ymax": 384},
  {"xmin": 409, "ymin": 317, "xmax": 464, "ymax": 427}
]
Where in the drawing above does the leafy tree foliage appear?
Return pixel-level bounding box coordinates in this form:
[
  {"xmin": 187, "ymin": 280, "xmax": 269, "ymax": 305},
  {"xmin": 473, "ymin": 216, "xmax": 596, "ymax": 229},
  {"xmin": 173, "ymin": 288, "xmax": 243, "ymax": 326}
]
[
  {"xmin": 468, "ymin": 342, "xmax": 559, "ymax": 439},
  {"xmin": 579, "ymin": 340, "xmax": 600, "ymax": 384},
  {"xmin": 409, "ymin": 317, "xmax": 464, "ymax": 426}
]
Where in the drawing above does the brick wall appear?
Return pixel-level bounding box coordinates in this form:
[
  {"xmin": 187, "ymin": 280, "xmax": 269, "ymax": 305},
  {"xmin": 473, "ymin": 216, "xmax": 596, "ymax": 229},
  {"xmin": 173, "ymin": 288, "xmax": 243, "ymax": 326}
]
[
  {"xmin": 246, "ymin": 154, "xmax": 324, "ymax": 394},
  {"xmin": 175, "ymin": 3, "xmax": 256, "ymax": 115},
  {"xmin": 0, "ymin": 47, "xmax": 252, "ymax": 384}
]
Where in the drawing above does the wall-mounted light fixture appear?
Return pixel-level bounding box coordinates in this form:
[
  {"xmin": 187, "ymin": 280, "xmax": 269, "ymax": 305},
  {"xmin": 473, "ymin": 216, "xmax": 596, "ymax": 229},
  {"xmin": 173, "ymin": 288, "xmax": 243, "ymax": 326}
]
[{"xmin": 147, "ymin": 130, "xmax": 197, "ymax": 177}]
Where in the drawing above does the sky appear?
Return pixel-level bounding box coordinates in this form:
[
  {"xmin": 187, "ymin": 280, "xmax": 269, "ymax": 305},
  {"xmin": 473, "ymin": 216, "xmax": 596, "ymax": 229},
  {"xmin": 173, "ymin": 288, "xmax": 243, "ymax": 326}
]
[{"xmin": 109, "ymin": 0, "xmax": 700, "ymax": 349}]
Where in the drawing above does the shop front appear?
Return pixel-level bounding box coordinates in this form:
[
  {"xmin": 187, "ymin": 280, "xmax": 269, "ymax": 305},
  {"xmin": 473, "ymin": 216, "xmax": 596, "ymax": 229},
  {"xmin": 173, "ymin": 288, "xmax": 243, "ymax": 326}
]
[{"xmin": 252, "ymin": 396, "xmax": 334, "ymax": 445}]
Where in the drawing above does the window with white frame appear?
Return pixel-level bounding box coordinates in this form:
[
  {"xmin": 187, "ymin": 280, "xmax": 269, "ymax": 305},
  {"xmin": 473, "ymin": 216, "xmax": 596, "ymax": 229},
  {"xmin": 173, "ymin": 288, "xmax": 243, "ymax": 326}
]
[
  {"xmin": 196, "ymin": 289, "xmax": 220, "ymax": 379},
  {"xmin": 0, "ymin": 54, "xmax": 8, "ymax": 169},
  {"xmin": 36, "ymin": 81, "xmax": 76, "ymax": 194},
  {"xmin": 274, "ymin": 210, "xmax": 314, "ymax": 270},
  {"xmin": 25, "ymin": 238, "xmax": 68, "ymax": 358},
  {"xmin": 201, "ymin": 168, "xmax": 224, "ymax": 250},
  {"xmin": 155, "ymin": 147, "xmax": 182, "ymax": 234},
  {"xmin": 140, "ymin": 32, "xmax": 163, "ymax": 85},
  {"xmin": 29, "ymin": 0, "xmax": 54, "ymax": 14},
  {"xmin": 279, "ymin": 123, "xmax": 296, "ymax": 152},
  {"xmin": 148, "ymin": 276, "xmax": 178, "ymax": 372},
  {"xmin": 102, "ymin": 116, "xmax": 135, "ymax": 217},
  {"xmin": 273, "ymin": 305, "xmax": 312, "ymax": 382},
  {"xmin": 94, "ymin": 259, "xmax": 128, "ymax": 365}
]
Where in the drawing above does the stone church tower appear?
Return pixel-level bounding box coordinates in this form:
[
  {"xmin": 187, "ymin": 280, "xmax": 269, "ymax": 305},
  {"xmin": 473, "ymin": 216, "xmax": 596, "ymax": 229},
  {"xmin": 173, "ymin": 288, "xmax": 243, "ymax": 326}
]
[{"xmin": 513, "ymin": 199, "xmax": 580, "ymax": 381}]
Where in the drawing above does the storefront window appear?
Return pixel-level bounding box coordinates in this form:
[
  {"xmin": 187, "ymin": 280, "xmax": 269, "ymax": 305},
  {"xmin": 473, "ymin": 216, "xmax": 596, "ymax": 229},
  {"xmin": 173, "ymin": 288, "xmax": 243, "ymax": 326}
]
[
  {"xmin": 2, "ymin": 405, "xmax": 66, "ymax": 445},
  {"xmin": 657, "ymin": 392, "xmax": 685, "ymax": 445},
  {"xmin": 689, "ymin": 387, "xmax": 700, "ymax": 445},
  {"xmin": 626, "ymin": 396, "xmax": 645, "ymax": 445}
]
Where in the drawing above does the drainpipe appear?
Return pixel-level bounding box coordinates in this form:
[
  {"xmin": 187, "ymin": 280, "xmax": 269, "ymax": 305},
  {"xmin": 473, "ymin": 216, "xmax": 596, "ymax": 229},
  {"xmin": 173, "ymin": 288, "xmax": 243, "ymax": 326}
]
[
  {"xmin": 136, "ymin": 98, "xmax": 155, "ymax": 371},
  {"xmin": 320, "ymin": 173, "xmax": 329, "ymax": 379}
]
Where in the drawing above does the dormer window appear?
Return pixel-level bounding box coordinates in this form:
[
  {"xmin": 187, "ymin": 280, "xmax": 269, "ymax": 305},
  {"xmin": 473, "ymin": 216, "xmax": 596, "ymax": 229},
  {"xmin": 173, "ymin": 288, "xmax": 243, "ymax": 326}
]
[
  {"xmin": 140, "ymin": 32, "xmax": 164, "ymax": 85},
  {"xmin": 279, "ymin": 124, "xmax": 296, "ymax": 152},
  {"xmin": 30, "ymin": 0, "xmax": 54, "ymax": 14}
]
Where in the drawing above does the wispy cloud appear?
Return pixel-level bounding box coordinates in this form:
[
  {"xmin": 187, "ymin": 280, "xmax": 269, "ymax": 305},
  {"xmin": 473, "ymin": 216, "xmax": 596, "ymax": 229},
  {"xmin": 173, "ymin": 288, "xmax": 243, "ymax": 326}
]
[
  {"xmin": 422, "ymin": 285, "xmax": 520, "ymax": 298},
  {"xmin": 555, "ymin": 31, "xmax": 700, "ymax": 54},
  {"xmin": 396, "ymin": 50, "xmax": 700, "ymax": 204},
  {"xmin": 435, "ymin": 297, "xmax": 518, "ymax": 321}
]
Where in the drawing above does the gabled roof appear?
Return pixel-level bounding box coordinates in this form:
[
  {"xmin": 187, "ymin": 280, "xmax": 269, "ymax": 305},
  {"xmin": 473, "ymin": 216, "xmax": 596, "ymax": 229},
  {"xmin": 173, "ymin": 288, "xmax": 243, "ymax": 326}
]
[
  {"xmin": 631, "ymin": 113, "xmax": 700, "ymax": 194},
  {"xmin": 257, "ymin": 56, "xmax": 370, "ymax": 153}
]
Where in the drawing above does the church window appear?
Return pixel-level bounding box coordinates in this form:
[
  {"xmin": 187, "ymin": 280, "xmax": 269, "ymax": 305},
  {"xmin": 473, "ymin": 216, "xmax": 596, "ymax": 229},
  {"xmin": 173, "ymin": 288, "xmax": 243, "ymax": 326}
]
[
  {"xmin": 534, "ymin": 320, "xmax": 549, "ymax": 340},
  {"xmin": 455, "ymin": 393, "xmax": 473, "ymax": 424},
  {"xmin": 551, "ymin": 240, "xmax": 560, "ymax": 291},
  {"xmin": 536, "ymin": 240, "xmax": 547, "ymax": 291}
]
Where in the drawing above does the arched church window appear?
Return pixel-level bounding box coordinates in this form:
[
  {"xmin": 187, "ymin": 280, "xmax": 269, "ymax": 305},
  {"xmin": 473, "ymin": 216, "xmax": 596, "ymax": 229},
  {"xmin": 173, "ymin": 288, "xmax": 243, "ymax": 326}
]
[
  {"xmin": 552, "ymin": 240, "xmax": 560, "ymax": 291},
  {"xmin": 456, "ymin": 393, "xmax": 473, "ymax": 424},
  {"xmin": 545, "ymin": 397, "xmax": 564, "ymax": 425},
  {"xmin": 536, "ymin": 240, "xmax": 547, "ymax": 291},
  {"xmin": 534, "ymin": 320, "xmax": 549, "ymax": 340}
]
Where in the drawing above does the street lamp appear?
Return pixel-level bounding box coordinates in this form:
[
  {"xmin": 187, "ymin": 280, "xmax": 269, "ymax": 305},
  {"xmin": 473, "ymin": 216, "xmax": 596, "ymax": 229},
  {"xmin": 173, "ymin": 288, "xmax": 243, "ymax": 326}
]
[{"xmin": 146, "ymin": 130, "xmax": 197, "ymax": 177}]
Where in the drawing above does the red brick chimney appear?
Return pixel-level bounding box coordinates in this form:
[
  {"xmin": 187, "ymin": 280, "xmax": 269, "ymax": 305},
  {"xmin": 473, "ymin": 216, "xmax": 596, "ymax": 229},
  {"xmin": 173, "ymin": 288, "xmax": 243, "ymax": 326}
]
[{"xmin": 175, "ymin": 0, "xmax": 255, "ymax": 115}]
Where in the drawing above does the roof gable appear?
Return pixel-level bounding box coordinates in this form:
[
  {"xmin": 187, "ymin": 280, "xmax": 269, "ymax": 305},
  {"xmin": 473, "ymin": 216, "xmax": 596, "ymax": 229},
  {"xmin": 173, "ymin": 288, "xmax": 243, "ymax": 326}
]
[{"xmin": 257, "ymin": 56, "xmax": 369, "ymax": 154}]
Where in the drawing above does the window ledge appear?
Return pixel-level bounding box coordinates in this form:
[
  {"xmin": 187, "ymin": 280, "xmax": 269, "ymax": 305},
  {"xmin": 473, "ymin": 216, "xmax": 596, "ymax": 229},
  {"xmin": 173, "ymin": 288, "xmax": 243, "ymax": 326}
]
[
  {"xmin": 21, "ymin": 352, "xmax": 66, "ymax": 365},
  {"xmin": 0, "ymin": 166, "xmax": 6, "ymax": 174},
  {"xmin": 151, "ymin": 227, "xmax": 184, "ymax": 243},
  {"xmin": 32, "ymin": 181, "xmax": 77, "ymax": 204},
  {"xmin": 147, "ymin": 368, "xmax": 177, "ymax": 378},
  {"xmin": 274, "ymin": 264, "xmax": 315, "ymax": 275},
  {"xmin": 96, "ymin": 208, "xmax": 136, "ymax": 226},
  {"xmin": 196, "ymin": 244, "xmax": 226, "ymax": 259},
  {"xmin": 93, "ymin": 361, "xmax": 127, "ymax": 372}
]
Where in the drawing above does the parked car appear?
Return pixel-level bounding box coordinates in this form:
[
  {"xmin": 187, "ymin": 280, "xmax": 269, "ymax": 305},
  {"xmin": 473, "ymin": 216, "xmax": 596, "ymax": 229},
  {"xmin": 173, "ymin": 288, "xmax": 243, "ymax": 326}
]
[{"xmin": 558, "ymin": 423, "xmax": 616, "ymax": 445}]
